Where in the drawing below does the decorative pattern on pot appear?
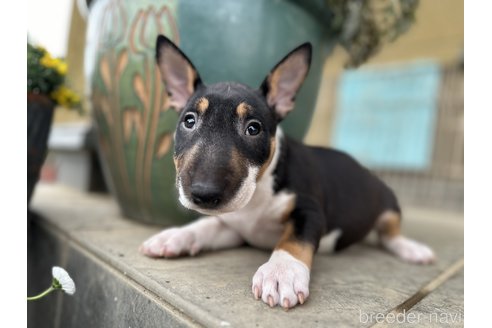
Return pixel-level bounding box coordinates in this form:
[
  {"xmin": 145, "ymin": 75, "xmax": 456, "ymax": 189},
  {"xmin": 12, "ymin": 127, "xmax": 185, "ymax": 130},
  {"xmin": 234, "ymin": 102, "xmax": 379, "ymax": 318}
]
[{"xmin": 89, "ymin": 0, "xmax": 194, "ymax": 224}]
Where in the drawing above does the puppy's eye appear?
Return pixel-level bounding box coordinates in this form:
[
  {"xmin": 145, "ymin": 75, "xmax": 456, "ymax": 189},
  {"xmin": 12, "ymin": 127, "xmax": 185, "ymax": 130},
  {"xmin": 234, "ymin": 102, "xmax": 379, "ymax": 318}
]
[
  {"xmin": 246, "ymin": 121, "xmax": 261, "ymax": 136},
  {"xmin": 183, "ymin": 113, "xmax": 196, "ymax": 129}
]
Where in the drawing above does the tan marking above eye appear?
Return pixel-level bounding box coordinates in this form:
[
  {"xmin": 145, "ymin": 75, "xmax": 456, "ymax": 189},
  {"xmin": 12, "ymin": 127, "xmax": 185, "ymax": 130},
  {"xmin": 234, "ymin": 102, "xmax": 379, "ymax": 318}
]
[
  {"xmin": 196, "ymin": 97, "xmax": 209, "ymax": 114},
  {"xmin": 236, "ymin": 102, "xmax": 251, "ymax": 118}
]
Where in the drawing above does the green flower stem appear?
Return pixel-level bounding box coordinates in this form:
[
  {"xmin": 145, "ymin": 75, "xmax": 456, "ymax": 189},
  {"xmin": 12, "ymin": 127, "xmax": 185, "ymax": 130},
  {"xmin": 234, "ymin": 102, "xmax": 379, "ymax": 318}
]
[{"xmin": 27, "ymin": 286, "xmax": 55, "ymax": 301}]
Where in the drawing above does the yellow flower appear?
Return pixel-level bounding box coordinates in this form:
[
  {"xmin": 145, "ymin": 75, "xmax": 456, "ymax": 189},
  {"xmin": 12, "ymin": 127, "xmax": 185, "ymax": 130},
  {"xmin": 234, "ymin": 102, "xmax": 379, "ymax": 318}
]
[
  {"xmin": 29, "ymin": 42, "xmax": 79, "ymax": 105},
  {"xmin": 50, "ymin": 86, "xmax": 80, "ymax": 108},
  {"xmin": 40, "ymin": 53, "xmax": 56, "ymax": 68},
  {"xmin": 56, "ymin": 62, "xmax": 67, "ymax": 75},
  {"xmin": 40, "ymin": 54, "xmax": 67, "ymax": 75}
]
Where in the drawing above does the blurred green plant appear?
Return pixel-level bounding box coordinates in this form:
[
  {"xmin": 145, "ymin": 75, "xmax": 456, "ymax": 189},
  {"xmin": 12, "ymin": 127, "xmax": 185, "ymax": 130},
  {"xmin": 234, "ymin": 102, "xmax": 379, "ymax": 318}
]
[
  {"xmin": 27, "ymin": 42, "xmax": 81, "ymax": 110},
  {"xmin": 327, "ymin": 0, "xmax": 419, "ymax": 67}
]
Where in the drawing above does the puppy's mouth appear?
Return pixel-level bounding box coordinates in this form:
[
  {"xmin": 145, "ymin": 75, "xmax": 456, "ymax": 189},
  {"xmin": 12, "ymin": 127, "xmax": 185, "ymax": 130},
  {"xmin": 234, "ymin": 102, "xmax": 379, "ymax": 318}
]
[{"xmin": 177, "ymin": 166, "xmax": 259, "ymax": 216}]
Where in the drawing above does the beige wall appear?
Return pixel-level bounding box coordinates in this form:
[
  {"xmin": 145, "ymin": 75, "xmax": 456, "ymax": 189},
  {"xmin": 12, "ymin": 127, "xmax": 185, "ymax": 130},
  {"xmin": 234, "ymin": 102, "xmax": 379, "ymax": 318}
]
[
  {"xmin": 305, "ymin": 0, "xmax": 464, "ymax": 146},
  {"xmin": 53, "ymin": 0, "xmax": 88, "ymax": 124}
]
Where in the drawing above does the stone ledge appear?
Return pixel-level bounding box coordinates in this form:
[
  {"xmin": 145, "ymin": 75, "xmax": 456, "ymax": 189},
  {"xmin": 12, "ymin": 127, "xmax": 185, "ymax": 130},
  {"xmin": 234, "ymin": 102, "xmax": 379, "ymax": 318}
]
[{"xmin": 28, "ymin": 184, "xmax": 464, "ymax": 327}]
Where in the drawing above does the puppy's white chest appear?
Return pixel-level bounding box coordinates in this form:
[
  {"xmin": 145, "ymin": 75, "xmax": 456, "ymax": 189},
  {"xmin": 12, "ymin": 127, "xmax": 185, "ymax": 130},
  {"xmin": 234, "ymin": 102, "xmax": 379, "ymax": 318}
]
[{"xmin": 219, "ymin": 185, "xmax": 295, "ymax": 249}]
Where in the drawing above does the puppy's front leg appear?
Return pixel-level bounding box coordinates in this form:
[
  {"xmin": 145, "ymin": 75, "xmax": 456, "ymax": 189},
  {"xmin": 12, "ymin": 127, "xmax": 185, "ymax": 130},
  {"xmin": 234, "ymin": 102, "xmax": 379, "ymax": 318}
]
[
  {"xmin": 140, "ymin": 216, "xmax": 244, "ymax": 258},
  {"xmin": 252, "ymin": 195, "xmax": 324, "ymax": 309}
]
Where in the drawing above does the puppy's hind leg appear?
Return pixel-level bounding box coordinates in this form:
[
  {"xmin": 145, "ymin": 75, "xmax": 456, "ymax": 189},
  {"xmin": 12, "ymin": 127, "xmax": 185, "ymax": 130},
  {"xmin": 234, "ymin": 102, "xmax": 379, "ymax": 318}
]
[{"xmin": 375, "ymin": 210, "xmax": 436, "ymax": 264}]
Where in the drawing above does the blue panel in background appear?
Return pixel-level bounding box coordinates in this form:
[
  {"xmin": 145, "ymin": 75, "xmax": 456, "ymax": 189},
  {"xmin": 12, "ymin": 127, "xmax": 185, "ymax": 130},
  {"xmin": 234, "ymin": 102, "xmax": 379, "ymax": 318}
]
[{"xmin": 331, "ymin": 61, "xmax": 441, "ymax": 170}]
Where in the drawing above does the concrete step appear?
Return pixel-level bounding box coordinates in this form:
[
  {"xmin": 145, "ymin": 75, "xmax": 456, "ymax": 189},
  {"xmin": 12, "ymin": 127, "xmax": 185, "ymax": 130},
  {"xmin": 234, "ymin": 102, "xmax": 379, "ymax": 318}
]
[{"xmin": 28, "ymin": 184, "xmax": 463, "ymax": 327}]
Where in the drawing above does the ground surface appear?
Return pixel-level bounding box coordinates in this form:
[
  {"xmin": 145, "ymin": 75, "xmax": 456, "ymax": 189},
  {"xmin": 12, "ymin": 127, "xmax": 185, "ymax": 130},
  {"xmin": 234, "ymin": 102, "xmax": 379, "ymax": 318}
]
[{"xmin": 28, "ymin": 184, "xmax": 463, "ymax": 327}]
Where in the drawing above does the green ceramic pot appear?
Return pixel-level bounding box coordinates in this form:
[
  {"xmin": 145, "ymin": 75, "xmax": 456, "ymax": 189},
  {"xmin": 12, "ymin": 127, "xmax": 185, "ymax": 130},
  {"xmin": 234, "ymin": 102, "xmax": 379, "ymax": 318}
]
[{"xmin": 85, "ymin": 0, "xmax": 336, "ymax": 225}]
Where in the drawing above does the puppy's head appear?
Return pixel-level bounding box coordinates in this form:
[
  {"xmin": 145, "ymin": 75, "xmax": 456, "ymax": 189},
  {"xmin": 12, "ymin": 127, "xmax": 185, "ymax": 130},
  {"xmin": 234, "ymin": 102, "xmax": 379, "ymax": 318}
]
[{"xmin": 156, "ymin": 35, "xmax": 311, "ymax": 215}]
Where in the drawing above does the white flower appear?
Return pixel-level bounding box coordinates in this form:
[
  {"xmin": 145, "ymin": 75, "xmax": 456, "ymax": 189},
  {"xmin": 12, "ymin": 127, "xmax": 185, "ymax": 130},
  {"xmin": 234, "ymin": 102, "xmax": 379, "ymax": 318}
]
[{"xmin": 52, "ymin": 266, "xmax": 76, "ymax": 295}]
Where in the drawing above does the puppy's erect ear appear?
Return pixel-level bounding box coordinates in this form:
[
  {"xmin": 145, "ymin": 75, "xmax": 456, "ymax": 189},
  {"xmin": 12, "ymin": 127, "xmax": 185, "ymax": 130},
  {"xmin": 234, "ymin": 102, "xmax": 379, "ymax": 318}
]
[
  {"xmin": 156, "ymin": 35, "xmax": 202, "ymax": 112},
  {"xmin": 260, "ymin": 43, "xmax": 312, "ymax": 120}
]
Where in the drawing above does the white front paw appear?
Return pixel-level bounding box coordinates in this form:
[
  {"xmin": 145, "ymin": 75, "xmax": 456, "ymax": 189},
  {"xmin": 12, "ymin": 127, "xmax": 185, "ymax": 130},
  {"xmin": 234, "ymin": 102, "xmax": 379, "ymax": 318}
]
[
  {"xmin": 252, "ymin": 250, "xmax": 310, "ymax": 309},
  {"xmin": 139, "ymin": 227, "xmax": 200, "ymax": 258}
]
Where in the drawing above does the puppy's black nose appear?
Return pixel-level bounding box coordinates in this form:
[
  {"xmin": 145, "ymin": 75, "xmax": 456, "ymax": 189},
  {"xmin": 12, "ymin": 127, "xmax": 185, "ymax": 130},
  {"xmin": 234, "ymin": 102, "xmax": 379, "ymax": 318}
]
[{"xmin": 190, "ymin": 182, "xmax": 222, "ymax": 208}]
